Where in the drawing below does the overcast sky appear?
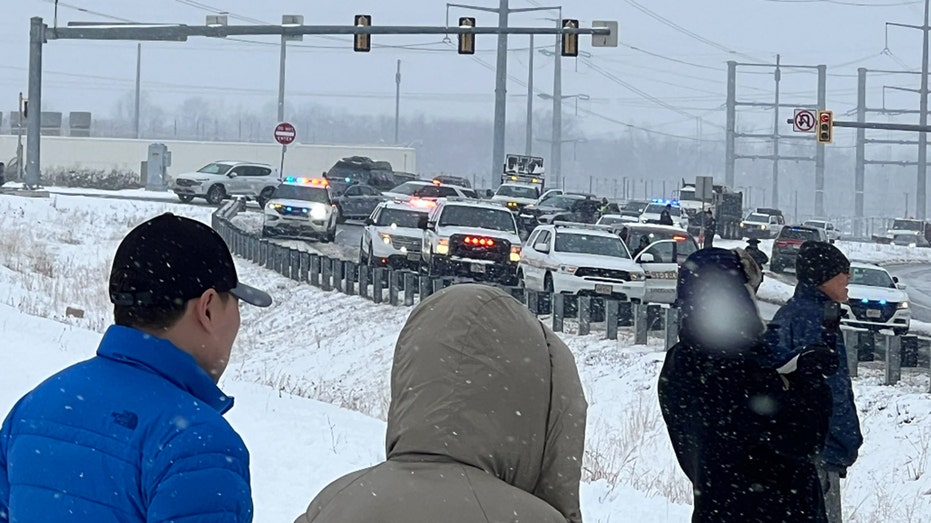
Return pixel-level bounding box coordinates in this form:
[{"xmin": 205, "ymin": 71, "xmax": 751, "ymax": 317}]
[{"xmin": 1, "ymin": 0, "xmax": 929, "ymax": 143}]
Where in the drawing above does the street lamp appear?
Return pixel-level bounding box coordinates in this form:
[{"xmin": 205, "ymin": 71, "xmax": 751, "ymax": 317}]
[{"xmin": 537, "ymin": 92, "xmax": 590, "ymax": 115}]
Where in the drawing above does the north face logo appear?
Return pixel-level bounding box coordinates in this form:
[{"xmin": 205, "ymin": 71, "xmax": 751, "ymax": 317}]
[{"xmin": 111, "ymin": 410, "xmax": 139, "ymax": 430}]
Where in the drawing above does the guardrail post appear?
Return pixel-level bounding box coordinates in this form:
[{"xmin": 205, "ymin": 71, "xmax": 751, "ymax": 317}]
[
  {"xmin": 333, "ymin": 259, "xmax": 344, "ymax": 293},
  {"xmin": 578, "ymin": 296, "xmax": 591, "ymax": 336},
  {"xmin": 360, "ymin": 265, "xmax": 370, "ymax": 299},
  {"xmin": 901, "ymin": 335, "xmax": 919, "ymax": 367},
  {"xmin": 342, "ymin": 262, "xmax": 353, "ymax": 295},
  {"xmin": 884, "ymin": 332, "xmax": 902, "ymax": 386},
  {"xmin": 842, "ymin": 328, "xmax": 860, "ymax": 378},
  {"xmin": 404, "ymin": 272, "xmax": 416, "ymax": 306},
  {"xmin": 633, "ymin": 303, "xmax": 649, "ymax": 345},
  {"xmin": 664, "ymin": 307, "xmax": 679, "ymax": 351},
  {"xmin": 605, "ymin": 300, "xmax": 619, "ymax": 340},
  {"xmin": 309, "ymin": 254, "xmax": 320, "ymax": 287},
  {"xmin": 526, "ymin": 289, "xmax": 540, "ymax": 315},
  {"xmin": 321, "ymin": 257, "xmax": 333, "ymax": 291},
  {"xmin": 299, "ymin": 252, "xmax": 310, "ymax": 282},
  {"xmin": 277, "ymin": 245, "xmax": 288, "ymax": 276},
  {"xmin": 372, "ymin": 267, "xmax": 385, "ymax": 303},
  {"xmin": 388, "ymin": 270, "xmax": 400, "ymax": 306},
  {"xmin": 258, "ymin": 240, "xmax": 267, "ymax": 267},
  {"xmin": 419, "ymin": 274, "xmax": 432, "ymax": 301},
  {"xmin": 432, "ymin": 278, "xmax": 445, "ymax": 295},
  {"xmin": 552, "ymin": 293, "xmax": 564, "ymax": 333},
  {"xmin": 287, "ymin": 248, "xmax": 298, "ymax": 281}
]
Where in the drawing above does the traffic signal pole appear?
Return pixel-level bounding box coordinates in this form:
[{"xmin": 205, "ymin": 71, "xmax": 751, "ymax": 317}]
[{"xmin": 25, "ymin": 16, "xmax": 611, "ymax": 189}]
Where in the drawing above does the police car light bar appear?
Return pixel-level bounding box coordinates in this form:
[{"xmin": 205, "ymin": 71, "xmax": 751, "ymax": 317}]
[
  {"xmin": 651, "ymin": 198, "xmax": 679, "ymax": 206},
  {"xmin": 284, "ymin": 176, "xmax": 329, "ymax": 186}
]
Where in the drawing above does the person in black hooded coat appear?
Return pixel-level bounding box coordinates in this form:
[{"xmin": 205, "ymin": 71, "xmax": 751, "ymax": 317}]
[{"xmin": 658, "ymin": 248, "xmax": 835, "ymax": 523}]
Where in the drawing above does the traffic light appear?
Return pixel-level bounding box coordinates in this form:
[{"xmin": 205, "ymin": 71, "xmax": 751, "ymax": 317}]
[
  {"xmin": 817, "ymin": 110, "xmax": 833, "ymax": 144},
  {"xmin": 354, "ymin": 14, "xmax": 371, "ymax": 52},
  {"xmin": 458, "ymin": 17, "xmax": 476, "ymax": 55},
  {"xmin": 561, "ymin": 19, "xmax": 579, "ymax": 57}
]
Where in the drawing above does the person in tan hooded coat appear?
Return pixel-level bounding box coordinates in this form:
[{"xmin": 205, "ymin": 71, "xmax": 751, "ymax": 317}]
[{"xmin": 294, "ymin": 284, "xmax": 588, "ymax": 523}]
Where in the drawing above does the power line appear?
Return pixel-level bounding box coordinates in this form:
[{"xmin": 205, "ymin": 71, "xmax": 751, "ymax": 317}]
[{"xmin": 621, "ymin": 0, "xmax": 765, "ymax": 62}]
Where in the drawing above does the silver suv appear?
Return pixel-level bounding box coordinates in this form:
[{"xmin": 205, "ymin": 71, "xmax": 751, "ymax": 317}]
[{"xmin": 172, "ymin": 161, "xmax": 279, "ymax": 206}]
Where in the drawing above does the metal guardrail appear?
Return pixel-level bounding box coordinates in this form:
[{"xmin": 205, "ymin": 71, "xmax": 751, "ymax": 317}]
[
  {"xmin": 212, "ymin": 200, "xmax": 931, "ymax": 391},
  {"xmin": 211, "ymin": 200, "xmax": 679, "ymax": 345}
]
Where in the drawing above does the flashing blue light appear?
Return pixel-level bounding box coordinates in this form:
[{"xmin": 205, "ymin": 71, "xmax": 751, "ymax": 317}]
[
  {"xmin": 861, "ymin": 298, "xmax": 869, "ymax": 304},
  {"xmin": 285, "ymin": 176, "xmax": 296, "ymax": 183},
  {"xmin": 650, "ymin": 198, "xmax": 680, "ymax": 206},
  {"xmin": 286, "ymin": 206, "xmax": 293, "ymax": 212},
  {"xmin": 345, "ymin": 177, "xmax": 352, "ymax": 183},
  {"xmin": 302, "ymin": 208, "xmax": 309, "ymax": 214},
  {"xmin": 880, "ymin": 299, "xmax": 887, "ymax": 305}
]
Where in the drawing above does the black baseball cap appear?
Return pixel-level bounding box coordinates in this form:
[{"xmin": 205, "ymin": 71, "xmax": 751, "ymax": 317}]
[{"xmin": 109, "ymin": 213, "xmax": 272, "ymax": 308}]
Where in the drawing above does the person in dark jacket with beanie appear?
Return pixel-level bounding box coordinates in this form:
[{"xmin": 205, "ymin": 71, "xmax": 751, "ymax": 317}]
[
  {"xmin": 659, "ymin": 248, "xmax": 834, "ymax": 522},
  {"xmin": 768, "ymin": 240, "xmax": 862, "ymax": 523}
]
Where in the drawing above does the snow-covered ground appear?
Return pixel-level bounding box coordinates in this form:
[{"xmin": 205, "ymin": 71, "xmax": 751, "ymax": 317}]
[{"xmin": 1, "ymin": 193, "xmax": 931, "ymax": 521}]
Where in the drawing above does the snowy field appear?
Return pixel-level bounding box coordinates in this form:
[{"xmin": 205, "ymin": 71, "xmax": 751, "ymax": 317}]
[{"xmin": 1, "ymin": 193, "xmax": 931, "ymax": 521}]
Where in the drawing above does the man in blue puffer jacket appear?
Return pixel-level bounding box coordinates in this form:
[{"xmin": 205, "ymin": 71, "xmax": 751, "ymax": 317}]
[
  {"xmin": 0, "ymin": 213, "xmax": 272, "ymax": 522},
  {"xmin": 767, "ymin": 240, "xmax": 863, "ymax": 523}
]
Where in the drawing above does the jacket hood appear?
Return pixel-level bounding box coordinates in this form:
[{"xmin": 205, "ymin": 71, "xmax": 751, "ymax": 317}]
[
  {"xmin": 386, "ymin": 284, "xmax": 587, "ymax": 521},
  {"xmin": 676, "ymin": 248, "xmax": 766, "ymax": 355}
]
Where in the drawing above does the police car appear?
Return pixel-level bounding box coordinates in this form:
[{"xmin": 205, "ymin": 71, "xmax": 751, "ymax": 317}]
[
  {"xmin": 262, "ymin": 177, "xmax": 338, "ymax": 242},
  {"xmin": 360, "ymin": 198, "xmax": 435, "ymax": 269},
  {"xmin": 518, "ymin": 222, "xmax": 646, "ymax": 301},
  {"xmin": 420, "ymin": 199, "xmax": 523, "ymax": 284},
  {"xmin": 639, "ymin": 199, "xmax": 689, "ymax": 229},
  {"xmin": 491, "ymin": 182, "xmax": 542, "ymax": 212},
  {"xmin": 841, "ymin": 262, "xmax": 911, "ymax": 336}
]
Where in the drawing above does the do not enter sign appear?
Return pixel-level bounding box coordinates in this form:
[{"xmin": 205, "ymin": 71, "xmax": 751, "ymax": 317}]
[{"xmin": 274, "ymin": 122, "xmax": 296, "ymax": 145}]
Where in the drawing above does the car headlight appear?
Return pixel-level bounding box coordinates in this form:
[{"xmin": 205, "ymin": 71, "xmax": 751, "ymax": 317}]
[
  {"xmin": 436, "ymin": 238, "xmax": 449, "ymax": 255},
  {"xmin": 740, "ymin": 221, "xmax": 745, "ymax": 227},
  {"xmin": 909, "ymin": 243, "xmax": 917, "ymax": 248},
  {"xmin": 379, "ymin": 232, "xmax": 392, "ymax": 245},
  {"xmin": 898, "ymin": 302, "xmax": 910, "ymax": 309},
  {"xmin": 760, "ymin": 225, "xmax": 767, "ymax": 229},
  {"xmin": 630, "ymin": 272, "xmax": 646, "ymax": 281},
  {"xmin": 640, "ymin": 217, "xmax": 647, "ymax": 223},
  {"xmin": 559, "ymin": 265, "xmax": 578, "ymax": 274},
  {"xmin": 309, "ymin": 205, "xmax": 328, "ymax": 220},
  {"xmin": 509, "ymin": 246, "xmax": 521, "ymax": 262},
  {"xmin": 193, "ymin": 178, "xmax": 209, "ymax": 183}
]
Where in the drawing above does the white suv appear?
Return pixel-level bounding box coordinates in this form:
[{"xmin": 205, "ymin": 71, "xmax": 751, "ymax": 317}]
[
  {"xmin": 262, "ymin": 177, "xmax": 338, "ymax": 242},
  {"xmin": 383, "ymin": 180, "xmax": 477, "ymax": 200},
  {"xmin": 841, "ymin": 262, "xmax": 910, "ymax": 336},
  {"xmin": 420, "ymin": 199, "xmax": 522, "ymax": 284},
  {"xmin": 360, "ymin": 199, "xmax": 435, "ymax": 269},
  {"xmin": 519, "ymin": 222, "xmax": 646, "ymax": 301},
  {"xmin": 802, "ymin": 219, "xmax": 841, "ymax": 241},
  {"xmin": 173, "ymin": 161, "xmax": 278, "ymax": 206}
]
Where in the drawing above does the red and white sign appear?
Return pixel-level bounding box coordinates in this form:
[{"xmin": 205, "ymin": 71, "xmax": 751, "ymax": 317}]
[
  {"xmin": 792, "ymin": 109, "xmax": 816, "ymax": 133},
  {"xmin": 274, "ymin": 122, "xmax": 296, "ymax": 145}
]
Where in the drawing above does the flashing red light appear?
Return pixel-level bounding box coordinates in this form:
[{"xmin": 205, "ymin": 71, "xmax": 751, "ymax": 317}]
[
  {"xmin": 673, "ymin": 235, "xmax": 687, "ymax": 241},
  {"xmin": 464, "ymin": 236, "xmax": 495, "ymax": 247}
]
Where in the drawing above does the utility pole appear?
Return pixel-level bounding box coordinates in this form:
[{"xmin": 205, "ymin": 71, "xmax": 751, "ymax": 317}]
[
  {"xmin": 277, "ymin": 34, "xmax": 286, "ymax": 122},
  {"xmin": 492, "ymin": 0, "xmax": 509, "ymax": 185},
  {"xmin": 772, "ymin": 54, "xmax": 781, "ymax": 209},
  {"xmin": 134, "ymin": 43, "xmax": 141, "ymax": 139},
  {"xmin": 920, "ymin": 0, "xmax": 929, "ymax": 220},
  {"xmin": 725, "ymin": 61, "xmax": 737, "ymax": 188},
  {"xmin": 552, "ymin": 15, "xmax": 563, "ymax": 190},
  {"xmin": 395, "ymin": 59, "xmax": 401, "ymax": 144},
  {"xmin": 855, "ymin": 68, "xmax": 867, "ymax": 235},
  {"xmin": 525, "ymin": 33, "xmax": 534, "ymax": 156},
  {"xmin": 886, "ymin": 0, "xmax": 931, "ymax": 219},
  {"xmin": 26, "ymin": 17, "xmax": 43, "ymax": 189}
]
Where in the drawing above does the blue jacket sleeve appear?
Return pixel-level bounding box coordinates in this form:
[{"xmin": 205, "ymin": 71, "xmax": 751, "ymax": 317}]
[
  {"xmin": 0, "ymin": 409, "xmax": 11, "ymax": 523},
  {"xmin": 144, "ymin": 421, "xmax": 252, "ymax": 523}
]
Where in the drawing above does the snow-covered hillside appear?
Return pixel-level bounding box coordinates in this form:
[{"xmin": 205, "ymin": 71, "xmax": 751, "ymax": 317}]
[{"xmin": 0, "ymin": 193, "xmax": 929, "ymax": 521}]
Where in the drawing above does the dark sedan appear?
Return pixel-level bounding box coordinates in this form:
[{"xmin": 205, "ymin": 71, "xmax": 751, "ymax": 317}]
[{"xmin": 333, "ymin": 183, "xmax": 386, "ymax": 222}]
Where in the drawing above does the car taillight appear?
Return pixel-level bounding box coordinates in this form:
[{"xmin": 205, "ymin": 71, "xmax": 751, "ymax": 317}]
[
  {"xmin": 464, "ymin": 236, "xmax": 495, "ymax": 247},
  {"xmin": 775, "ymin": 240, "xmax": 788, "ymax": 248}
]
